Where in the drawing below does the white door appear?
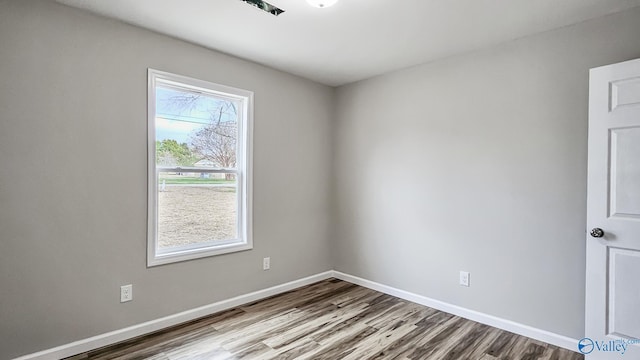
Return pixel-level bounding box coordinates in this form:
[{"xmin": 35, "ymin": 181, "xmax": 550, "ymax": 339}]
[{"xmin": 586, "ymin": 58, "xmax": 640, "ymax": 359}]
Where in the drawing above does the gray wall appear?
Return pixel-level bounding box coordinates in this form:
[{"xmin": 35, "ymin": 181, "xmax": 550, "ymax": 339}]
[
  {"xmin": 3, "ymin": 1, "xmax": 640, "ymax": 358},
  {"xmin": 0, "ymin": 1, "xmax": 333, "ymax": 358},
  {"xmin": 332, "ymin": 8, "xmax": 640, "ymax": 340}
]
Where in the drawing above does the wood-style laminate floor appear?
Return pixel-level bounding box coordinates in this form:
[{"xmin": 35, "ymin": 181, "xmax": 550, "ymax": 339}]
[{"xmin": 75, "ymin": 279, "xmax": 583, "ymax": 360}]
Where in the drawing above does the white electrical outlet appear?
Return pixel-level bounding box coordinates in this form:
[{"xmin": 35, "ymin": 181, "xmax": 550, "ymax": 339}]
[
  {"xmin": 263, "ymin": 257, "xmax": 271, "ymax": 270},
  {"xmin": 459, "ymin": 271, "xmax": 470, "ymax": 287},
  {"xmin": 120, "ymin": 284, "xmax": 133, "ymax": 303}
]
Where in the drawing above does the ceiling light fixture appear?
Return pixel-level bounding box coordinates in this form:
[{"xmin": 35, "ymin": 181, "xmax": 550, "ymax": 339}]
[{"xmin": 306, "ymin": 0, "xmax": 338, "ymax": 8}]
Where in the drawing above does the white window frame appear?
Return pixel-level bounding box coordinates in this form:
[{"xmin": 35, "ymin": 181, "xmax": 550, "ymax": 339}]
[{"xmin": 147, "ymin": 69, "xmax": 253, "ymax": 267}]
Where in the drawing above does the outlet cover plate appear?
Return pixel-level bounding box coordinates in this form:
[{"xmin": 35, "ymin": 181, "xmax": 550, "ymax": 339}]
[
  {"xmin": 459, "ymin": 271, "xmax": 470, "ymax": 287},
  {"xmin": 120, "ymin": 284, "xmax": 133, "ymax": 302}
]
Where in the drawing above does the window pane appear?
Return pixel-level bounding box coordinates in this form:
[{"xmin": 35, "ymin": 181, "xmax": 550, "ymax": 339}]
[
  {"xmin": 155, "ymin": 85, "xmax": 239, "ymax": 169},
  {"xmin": 157, "ymin": 171, "xmax": 238, "ymax": 250}
]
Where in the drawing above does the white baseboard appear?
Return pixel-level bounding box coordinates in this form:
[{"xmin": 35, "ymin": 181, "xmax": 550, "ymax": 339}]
[
  {"xmin": 15, "ymin": 270, "xmax": 580, "ymax": 359},
  {"xmin": 13, "ymin": 271, "xmax": 334, "ymax": 360},
  {"xmin": 331, "ymin": 271, "xmax": 580, "ymax": 353}
]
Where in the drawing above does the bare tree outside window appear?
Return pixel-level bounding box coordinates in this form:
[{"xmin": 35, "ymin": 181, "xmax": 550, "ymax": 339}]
[
  {"xmin": 159, "ymin": 92, "xmax": 238, "ymax": 174},
  {"xmin": 190, "ymin": 102, "xmax": 238, "ymax": 180}
]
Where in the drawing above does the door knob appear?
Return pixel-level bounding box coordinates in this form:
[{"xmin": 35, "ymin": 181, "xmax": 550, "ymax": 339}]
[{"xmin": 590, "ymin": 228, "xmax": 605, "ymax": 238}]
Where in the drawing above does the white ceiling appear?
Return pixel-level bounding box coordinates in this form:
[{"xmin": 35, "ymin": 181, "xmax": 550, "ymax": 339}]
[{"xmin": 56, "ymin": 0, "xmax": 640, "ymax": 86}]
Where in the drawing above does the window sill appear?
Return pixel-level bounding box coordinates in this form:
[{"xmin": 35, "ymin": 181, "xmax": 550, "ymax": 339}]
[{"xmin": 147, "ymin": 241, "xmax": 253, "ymax": 267}]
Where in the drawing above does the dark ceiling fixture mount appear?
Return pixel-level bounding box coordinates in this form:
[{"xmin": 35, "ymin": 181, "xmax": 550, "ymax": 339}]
[{"xmin": 240, "ymin": 0, "xmax": 285, "ymax": 16}]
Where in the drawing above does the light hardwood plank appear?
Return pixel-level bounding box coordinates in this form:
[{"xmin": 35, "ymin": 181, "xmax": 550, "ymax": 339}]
[{"xmin": 72, "ymin": 279, "xmax": 583, "ymax": 360}]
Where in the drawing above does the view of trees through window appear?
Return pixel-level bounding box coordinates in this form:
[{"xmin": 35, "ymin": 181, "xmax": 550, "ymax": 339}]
[{"xmin": 155, "ymin": 85, "xmax": 240, "ymax": 250}]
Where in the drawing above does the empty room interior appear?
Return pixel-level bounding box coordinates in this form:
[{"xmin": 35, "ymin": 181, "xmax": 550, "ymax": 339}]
[{"xmin": 2, "ymin": 0, "xmax": 640, "ymax": 359}]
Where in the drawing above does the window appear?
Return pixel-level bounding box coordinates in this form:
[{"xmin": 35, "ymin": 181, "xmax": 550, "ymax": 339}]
[{"xmin": 147, "ymin": 69, "xmax": 253, "ymax": 266}]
